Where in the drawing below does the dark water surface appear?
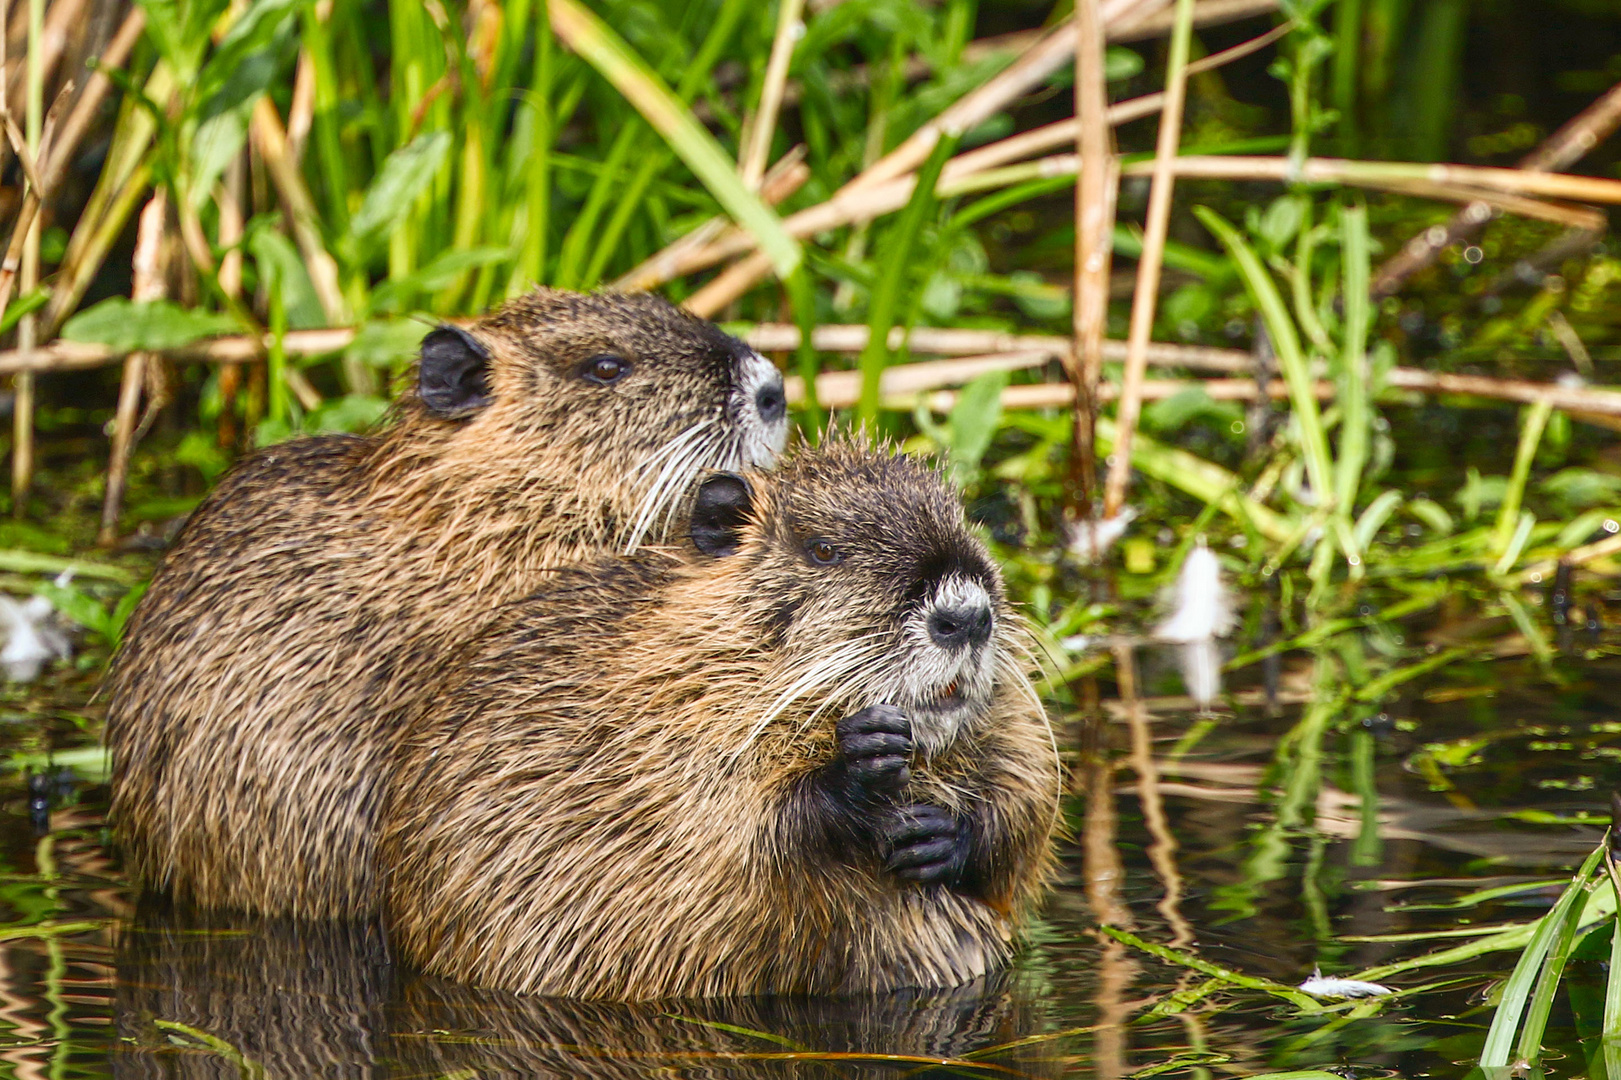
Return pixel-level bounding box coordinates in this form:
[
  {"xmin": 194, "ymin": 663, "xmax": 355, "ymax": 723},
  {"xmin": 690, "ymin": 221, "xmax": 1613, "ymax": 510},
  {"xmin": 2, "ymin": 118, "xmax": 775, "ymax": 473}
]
[{"xmin": 0, "ymin": 635, "xmax": 1612, "ymax": 1078}]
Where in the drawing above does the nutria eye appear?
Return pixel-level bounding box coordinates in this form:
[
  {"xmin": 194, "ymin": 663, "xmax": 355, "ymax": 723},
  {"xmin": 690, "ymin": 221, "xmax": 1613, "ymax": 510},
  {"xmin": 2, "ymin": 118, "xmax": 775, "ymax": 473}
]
[
  {"xmin": 806, "ymin": 539, "xmax": 842, "ymax": 566},
  {"xmin": 582, "ymin": 354, "xmax": 631, "ymax": 385}
]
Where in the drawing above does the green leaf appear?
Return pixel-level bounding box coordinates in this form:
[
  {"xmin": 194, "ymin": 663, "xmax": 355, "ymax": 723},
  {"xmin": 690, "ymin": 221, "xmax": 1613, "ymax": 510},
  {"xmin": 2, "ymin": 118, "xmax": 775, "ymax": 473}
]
[
  {"xmin": 190, "ymin": 41, "xmax": 287, "ymax": 207},
  {"xmin": 1259, "ymin": 195, "xmax": 1305, "ymax": 251},
  {"xmin": 61, "ymin": 299, "xmax": 240, "ymax": 353},
  {"xmin": 370, "ymin": 247, "xmax": 510, "ymax": 313},
  {"xmin": 0, "ymin": 288, "xmax": 46, "ymax": 337},
  {"xmin": 549, "ymin": 0, "xmax": 800, "ymax": 279},
  {"xmin": 108, "ymin": 583, "xmax": 150, "ymax": 651},
  {"xmin": 345, "ymin": 320, "xmax": 430, "ymax": 370},
  {"xmin": 305, "ymin": 394, "xmax": 389, "ymax": 434},
  {"xmin": 1104, "ymin": 46, "xmax": 1144, "ymax": 81},
  {"xmin": 248, "ymin": 229, "xmax": 325, "ymax": 330},
  {"xmin": 948, "ymin": 370, "xmax": 1008, "ymax": 475},
  {"xmin": 36, "ymin": 583, "xmax": 110, "ymax": 638},
  {"xmin": 350, "ymin": 132, "xmax": 453, "ymax": 239}
]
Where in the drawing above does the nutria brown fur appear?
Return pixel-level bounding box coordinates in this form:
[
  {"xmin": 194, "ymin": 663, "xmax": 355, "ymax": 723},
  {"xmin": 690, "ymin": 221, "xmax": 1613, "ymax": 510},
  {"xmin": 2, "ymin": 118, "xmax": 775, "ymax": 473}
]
[
  {"xmin": 106, "ymin": 289, "xmax": 787, "ymax": 921},
  {"xmin": 381, "ymin": 441, "xmax": 1059, "ymax": 999}
]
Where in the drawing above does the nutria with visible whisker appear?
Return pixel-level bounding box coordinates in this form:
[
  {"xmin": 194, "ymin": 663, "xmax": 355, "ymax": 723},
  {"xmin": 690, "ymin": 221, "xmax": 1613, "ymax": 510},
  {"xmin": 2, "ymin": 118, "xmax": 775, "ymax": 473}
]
[
  {"xmin": 106, "ymin": 288, "xmax": 787, "ymax": 920},
  {"xmin": 381, "ymin": 440, "xmax": 1059, "ymax": 999}
]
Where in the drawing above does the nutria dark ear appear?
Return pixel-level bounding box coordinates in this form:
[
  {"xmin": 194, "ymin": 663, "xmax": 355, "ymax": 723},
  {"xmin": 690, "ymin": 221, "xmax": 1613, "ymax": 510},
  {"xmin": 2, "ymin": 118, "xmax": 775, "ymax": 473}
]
[
  {"xmin": 418, "ymin": 326, "xmax": 492, "ymax": 418},
  {"xmin": 691, "ymin": 473, "xmax": 754, "ymax": 557}
]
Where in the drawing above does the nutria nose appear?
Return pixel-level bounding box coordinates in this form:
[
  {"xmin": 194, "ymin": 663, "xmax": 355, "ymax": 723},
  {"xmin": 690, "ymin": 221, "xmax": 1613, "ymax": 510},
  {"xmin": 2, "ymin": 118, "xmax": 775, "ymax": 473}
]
[
  {"xmin": 928, "ymin": 601, "xmax": 993, "ymax": 650},
  {"xmin": 755, "ymin": 378, "xmax": 787, "ymax": 426}
]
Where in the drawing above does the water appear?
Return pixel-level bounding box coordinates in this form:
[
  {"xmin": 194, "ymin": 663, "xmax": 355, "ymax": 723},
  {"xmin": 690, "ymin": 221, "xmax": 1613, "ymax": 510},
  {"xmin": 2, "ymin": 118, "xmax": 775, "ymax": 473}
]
[{"xmin": 0, "ymin": 633, "xmax": 1611, "ymax": 1078}]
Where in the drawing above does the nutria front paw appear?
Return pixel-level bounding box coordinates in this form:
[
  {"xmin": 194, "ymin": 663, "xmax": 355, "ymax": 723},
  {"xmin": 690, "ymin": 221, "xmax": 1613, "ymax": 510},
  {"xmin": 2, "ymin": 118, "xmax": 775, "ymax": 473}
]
[
  {"xmin": 881, "ymin": 804, "xmax": 968, "ymax": 886},
  {"xmin": 821, "ymin": 704, "xmax": 912, "ymax": 806}
]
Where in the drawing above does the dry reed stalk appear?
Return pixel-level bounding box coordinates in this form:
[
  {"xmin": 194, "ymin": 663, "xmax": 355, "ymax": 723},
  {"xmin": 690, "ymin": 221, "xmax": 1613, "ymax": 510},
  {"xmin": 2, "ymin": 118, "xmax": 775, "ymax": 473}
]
[
  {"xmin": 786, "ymin": 349, "xmax": 1056, "ymax": 407},
  {"xmin": 1519, "ymin": 534, "xmax": 1621, "ymax": 585},
  {"xmin": 0, "ymin": 323, "xmax": 1251, "ymax": 377},
  {"xmin": 948, "ymin": 23, "xmax": 1290, "ymax": 179},
  {"xmin": 1151, "ymin": 155, "xmax": 1621, "ymax": 204},
  {"xmin": 676, "ymin": 140, "xmax": 1609, "ymax": 297},
  {"xmin": 249, "ymin": 97, "xmax": 349, "ymax": 325},
  {"xmin": 0, "ymin": 0, "xmax": 82, "ymax": 167},
  {"xmin": 285, "ymin": 53, "xmax": 316, "ymax": 163},
  {"xmin": 738, "ymin": 0, "xmax": 804, "ymax": 189},
  {"xmin": 648, "ymin": 24, "xmax": 1288, "ymax": 296},
  {"xmin": 1115, "ymin": 0, "xmax": 1277, "ymax": 39},
  {"xmin": 1101, "ymin": 0, "xmax": 1195, "ymax": 521},
  {"xmin": 1374, "ymin": 78, "xmax": 1621, "ymax": 296},
  {"xmin": 916, "ymin": 376, "xmax": 1335, "ymax": 412},
  {"xmin": 681, "ymin": 0, "xmax": 1276, "ymax": 308},
  {"xmin": 611, "ymin": 150, "xmax": 807, "ymax": 292},
  {"xmin": 11, "ymin": 0, "xmax": 40, "ymax": 516},
  {"xmin": 1069, "ymin": 0, "xmax": 1116, "ymax": 526},
  {"xmin": 1360, "ymin": 179, "xmax": 1606, "ymax": 232},
  {"xmin": 216, "ymin": 155, "xmax": 246, "ymax": 447},
  {"xmin": 38, "ymin": 5, "xmax": 142, "ymax": 186},
  {"xmin": 738, "ymin": 322, "xmax": 1251, "ymax": 370},
  {"xmin": 99, "ymin": 192, "xmax": 167, "ymax": 546}
]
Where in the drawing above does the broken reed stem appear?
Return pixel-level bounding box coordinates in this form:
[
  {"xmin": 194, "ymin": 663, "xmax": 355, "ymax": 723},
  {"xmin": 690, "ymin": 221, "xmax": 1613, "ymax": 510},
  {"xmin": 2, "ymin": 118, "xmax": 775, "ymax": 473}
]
[
  {"xmin": 1069, "ymin": 0, "xmax": 1116, "ymax": 528},
  {"xmin": 1102, "ymin": 0, "xmax": 1195, "ymax": 522},
  {"xmin": 739, "ymin": 0, "xmax": 804, "ymax": 190},
  {"xmin": 1373, "ymin": 77, "xmax": 1621, "ymax": 296},
  {"xmin": 100, "ymin": 192, "xmax": 167, "ymax": 546}
]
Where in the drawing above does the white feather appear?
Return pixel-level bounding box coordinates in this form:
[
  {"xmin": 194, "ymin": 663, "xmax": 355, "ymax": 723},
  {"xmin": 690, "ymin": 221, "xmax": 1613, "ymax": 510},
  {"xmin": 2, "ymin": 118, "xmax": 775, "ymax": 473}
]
[
  {"xmin": 1155, "ymin": 541, "xmax": 1235, "ymax": 644},
  {"xmin": 1298, "ymin": 968, "xmax": 1392, "ymax": 999}
]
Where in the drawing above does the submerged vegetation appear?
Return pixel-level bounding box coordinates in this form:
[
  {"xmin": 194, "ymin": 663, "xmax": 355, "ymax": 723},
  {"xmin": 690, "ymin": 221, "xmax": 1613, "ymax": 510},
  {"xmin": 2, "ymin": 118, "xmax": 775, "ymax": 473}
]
[{"xmin": 0, "ymin": 0, "xmax": 1619, "ymax": 1073}]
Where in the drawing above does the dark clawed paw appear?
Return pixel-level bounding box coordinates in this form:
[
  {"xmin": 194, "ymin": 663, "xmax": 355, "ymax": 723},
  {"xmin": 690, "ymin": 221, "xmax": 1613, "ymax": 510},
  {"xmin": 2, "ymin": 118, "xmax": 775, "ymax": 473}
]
[
  {"xmin": 832, "ymin": 704, "xmax": 912, "ymax": 799},
  {"xmin": 882, "ymin": 804, "xmax": 967, "ymax": 886}
]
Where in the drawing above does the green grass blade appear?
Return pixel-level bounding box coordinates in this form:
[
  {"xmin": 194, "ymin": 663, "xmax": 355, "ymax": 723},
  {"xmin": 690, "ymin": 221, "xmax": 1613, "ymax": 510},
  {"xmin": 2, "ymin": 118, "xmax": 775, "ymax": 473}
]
[
  {"xmin": 1479, "ymin": 843, "xmax": 1605, "ymax": 1068},
  {"xmin": 1336, "ymin": 202, "xmax": 1371, "ymax": 521},
  {"xmin": 857, "ymin": 134, "xmax": 958, "ymax": 427},
  {"xmin": 1492, "ymin": 399, "xmax": 1553, "ymax": 559},
  {"xmin": 549, "ymin": 0, "xmax": 801, "ymax": 280},
  {"xmin": 1194, "ymin": 206, "xmax": 1337, "ymax": 526}
]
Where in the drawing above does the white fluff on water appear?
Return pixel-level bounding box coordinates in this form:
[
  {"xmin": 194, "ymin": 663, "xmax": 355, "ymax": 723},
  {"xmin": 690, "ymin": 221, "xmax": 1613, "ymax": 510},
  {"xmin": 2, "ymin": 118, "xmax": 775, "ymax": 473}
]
[
  {"xmin": 1298, "ymin": 968, "xmax": 1392, "ymax": 999},
  {"xmin": 0, "ymin": 575, "xmax": 73, "ymax": 683},
  {"xmin": 1066, "ymin": 507, "xmax": 1136, "ymax": 562},
  {"xmin": 1155, "ymin": 541, "xmax": 1235, "ymax": 644}
]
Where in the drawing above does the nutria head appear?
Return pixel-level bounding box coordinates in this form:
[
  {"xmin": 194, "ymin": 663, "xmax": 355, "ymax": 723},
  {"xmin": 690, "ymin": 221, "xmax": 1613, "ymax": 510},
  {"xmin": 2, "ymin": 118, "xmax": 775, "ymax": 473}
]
[
  {"xmin": 382, "ymin": 288, "xmax": 788, "ymax": 552},
  {"xmin": 689, "ymin": 441, "xmax": 1026, "ymax": 758}
]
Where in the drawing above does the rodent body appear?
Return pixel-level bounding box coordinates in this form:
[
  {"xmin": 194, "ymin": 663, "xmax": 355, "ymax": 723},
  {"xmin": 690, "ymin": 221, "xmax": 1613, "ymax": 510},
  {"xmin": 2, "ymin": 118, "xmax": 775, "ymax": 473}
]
[
  {"xmin": 381, "ymin": 442, "xmax": 1059, "ymax": 999},
  {"xmin": 106, "ymin": 289, "xmax": 787, "ymax": 920}
]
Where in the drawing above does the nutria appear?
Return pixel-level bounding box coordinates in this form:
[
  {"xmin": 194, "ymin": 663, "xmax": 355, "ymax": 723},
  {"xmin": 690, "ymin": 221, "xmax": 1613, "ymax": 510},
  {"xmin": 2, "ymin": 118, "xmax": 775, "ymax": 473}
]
[
  {"xmin": 106, "ymin": 289, "xmax": 788, "ymax": 921},
  {"xmin": 381, "ymin": 441, "xmax": 1060, "ymax": 999}
]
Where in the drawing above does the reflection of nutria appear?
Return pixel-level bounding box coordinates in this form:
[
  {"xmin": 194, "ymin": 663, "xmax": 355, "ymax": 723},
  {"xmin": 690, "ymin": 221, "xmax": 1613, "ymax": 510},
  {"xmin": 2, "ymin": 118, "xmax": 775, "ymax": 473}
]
[
  {"xmin": 107, "ymin": 289, "xmax": 788, "ymax": 921},
  {"xmin": 112, "ymin": 902, "xmax": 1052, "ymax": 1079},
  {"xmin": 382, "ymin": 441, "xmax": 1060, "ymax": 999}
]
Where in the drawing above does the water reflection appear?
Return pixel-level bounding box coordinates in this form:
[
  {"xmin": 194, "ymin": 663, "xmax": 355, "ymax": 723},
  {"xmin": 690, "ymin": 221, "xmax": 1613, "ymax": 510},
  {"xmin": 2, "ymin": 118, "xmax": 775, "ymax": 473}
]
[{"xmin": 113, "ymin": 904, "xmax": 1058, "ymax": 1079}]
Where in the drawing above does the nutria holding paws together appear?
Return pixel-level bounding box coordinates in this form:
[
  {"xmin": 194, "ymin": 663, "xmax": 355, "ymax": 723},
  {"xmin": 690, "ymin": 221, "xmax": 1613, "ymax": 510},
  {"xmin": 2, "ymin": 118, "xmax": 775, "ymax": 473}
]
[
  {"xmin": 107, "ymin": 288, "xmax": 788, "ymax": 920},
  {"xmin": 381, "ymin": 441, "xmax": 1060, "ymax": 999}
]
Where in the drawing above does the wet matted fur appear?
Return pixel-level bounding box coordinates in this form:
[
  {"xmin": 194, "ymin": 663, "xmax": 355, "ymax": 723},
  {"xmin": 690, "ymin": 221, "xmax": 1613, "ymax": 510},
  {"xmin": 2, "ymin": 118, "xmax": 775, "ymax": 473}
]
[
  {"xmin": 382, "ymin": 441, "xmax": 1060, "ymax": 999},
  {"xmin": 106, "ymin": 289, "xmax": 786, "ymax": 920}
]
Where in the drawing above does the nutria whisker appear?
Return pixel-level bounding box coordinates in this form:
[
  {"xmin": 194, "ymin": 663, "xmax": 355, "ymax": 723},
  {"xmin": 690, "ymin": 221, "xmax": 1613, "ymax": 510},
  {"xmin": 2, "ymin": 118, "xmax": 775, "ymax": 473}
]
[{"xmin": 622, "ymin": 418, "xmax": 721, "ymax": 553}]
